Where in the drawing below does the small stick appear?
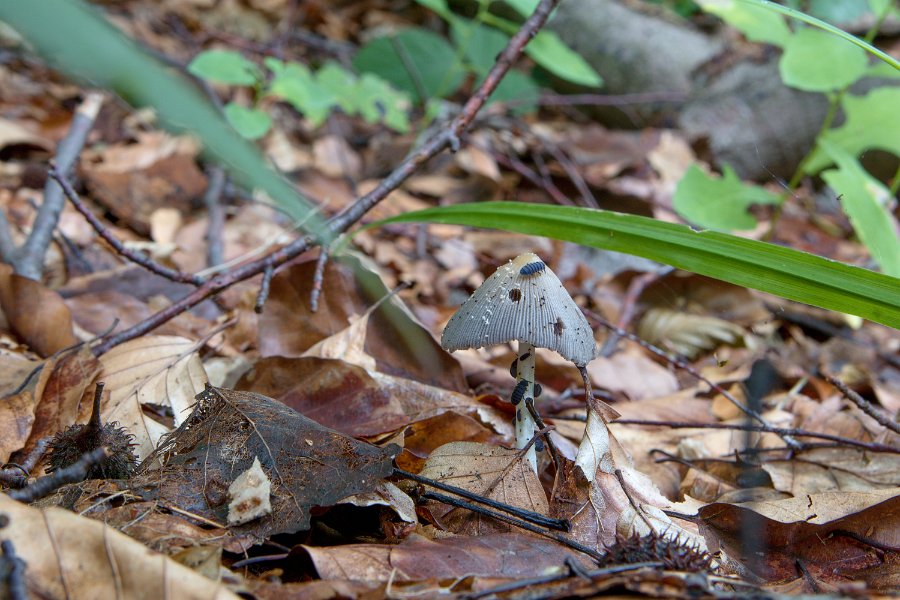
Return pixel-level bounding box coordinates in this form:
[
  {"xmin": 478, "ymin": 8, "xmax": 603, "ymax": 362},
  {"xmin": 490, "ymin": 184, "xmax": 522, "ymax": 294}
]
[
  {"xmin": 524, "ymin": 398, "xmax": 563, "ymax": 469},
  {"xmin": 420, "ymin": 490, "xmax": 604, "ymax": 562},
  {"xmin": 394, "ymin": 468, "xmax": 569, "ymax": 531},
  {"xmin": 254, "ymin": 264, "xmax": 275, "ymax": 314},
  {"xmin": 1, "ymin": 539, "xmax": 28, "ymax": 600},
  {"xmin": 309, "ymin": 245, "xmax": 330, "ymax": 312},
  {"xmin": 823, "ymin": 372, "xmax": 900, "ymax": 435},
  {"xmin": 203, "ymin": 166, "xmax": 227, "ymax": 268},
  {"xmin": 50, "ymin": 168, "xmax": 205, "ymax": 286},
  {"xmin": 8, "ymin": 447, "xmax": 109, "ymax": 503},
  {"xmin": 587, "ymin": 312, "xmax": 802, "ymax": 451}
]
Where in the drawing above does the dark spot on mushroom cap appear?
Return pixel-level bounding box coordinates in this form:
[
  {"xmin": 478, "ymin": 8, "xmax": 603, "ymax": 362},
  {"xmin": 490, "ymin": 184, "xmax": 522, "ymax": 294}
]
[
  {"xmin": 553, "ymin": 317, "xmax": 565, "ymax": 336},
  {"xmin": 508, "ymin": 288, "xmax": 522, "ymax": 302}
]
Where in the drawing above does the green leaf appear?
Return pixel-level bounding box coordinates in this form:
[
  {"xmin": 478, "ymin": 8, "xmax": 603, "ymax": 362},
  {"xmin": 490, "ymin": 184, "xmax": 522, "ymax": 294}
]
[
  {"xmin": 820, "ymin": 141, "xmax": 900, "ymax": 277},
  {"xmin": 316, "ymin": 62, "xmax": 358, "ymax": 114},
  {"xmin": 223, "ymin": 103, "xmax": 272, "ymax": 140},
  {"xmin": 356, "ymin": 74, "xmax": 412, "ymax": 133},
  {"xmin": 486, "ymin": 70, "xmax": 541, "ymax": 115},
  {"xmin": 673, "ymin": 164, "xmax": 780, "ymax": 230},
  {"xmin": 267, "ymin": 61, "xmax": 337, "ymax": 126},
  {"xmin": 779, "ymin": 27, "xmax": 868, "ymax": 91},
  {"xmin": 414, "ymin": 0, "xmax": 453, "ymax": 20},
  {"xmin": 526, "ymin": 31, "xmax": 603, "ymax": 87},
  {"xmin": 450, "ymin": 20, "xmax": 509, "ymax": 77},
  {"xmin": 808, "ymin": 0, "xmax": 868, "ymax": 23},
  {"xmin": 353, "ymin": 27, "xmax": 465, "ymax": 102},
  {"xmin": 372, "ymin": 202, "xmax": 900, "ymax": 329},
  {"xmin": 504, "ymin": 0, "xmax": 541, "ymax": 17},
  {"xmin": 188, "ymin": 49, "xmax": 260, "ymax": 86},
  {"xmin": 734, "ymin": 0, "xmax": 899, "ymax": 71},
  {"xmin": 697, "ymin": 0, "xmax": 791, "ymax": 46},
  {"xmin": 805, "ymin": 87, "xmax": 900, "ymax": 173},
  {"xmin": 0, "ymin": 0, "xmax": 325, "ymax": 232}
]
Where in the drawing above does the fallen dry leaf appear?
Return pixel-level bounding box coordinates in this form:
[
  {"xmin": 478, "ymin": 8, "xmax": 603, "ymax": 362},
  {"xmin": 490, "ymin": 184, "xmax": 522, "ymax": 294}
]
[
  {"xmin": 98, "ymin": 335, "xmax": 208, "ymax": 460},
  {"xmin": 134, "ymin": 386, "xmax": 400, "ymax": 542},
  {"xmin": 421, "ymin": 441, "xmax": 548, "ymax": 535},
  {"xmin": 0, "ymin": 264, "xmax": 77, "ymax": 357},
  {"xmin": 0, "ymin": 493, "xmax": 240, "ymax": 599}
]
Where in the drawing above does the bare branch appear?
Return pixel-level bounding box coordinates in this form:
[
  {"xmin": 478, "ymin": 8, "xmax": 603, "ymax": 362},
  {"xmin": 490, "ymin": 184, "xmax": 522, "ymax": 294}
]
[
  {"xmin": 91, "ymin": 0, "xmax": 563, "ymax": 355},
  {"xmin": 14, "ymin": 92, "xmax": 103, "ymax": 280}
]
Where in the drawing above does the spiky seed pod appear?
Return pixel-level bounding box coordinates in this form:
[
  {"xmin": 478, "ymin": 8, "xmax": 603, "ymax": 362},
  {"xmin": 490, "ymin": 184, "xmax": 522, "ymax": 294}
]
[
  {"xmin": 46, "ymin": 383, "xmax": 138, "ymax": 480},
  {"xmin": 598, "ymin": 532, "xmax": 714, "ymax": 573},
  {"xmin": 47, "ymin": 422, "xmax": 138, "ymax": 480}
]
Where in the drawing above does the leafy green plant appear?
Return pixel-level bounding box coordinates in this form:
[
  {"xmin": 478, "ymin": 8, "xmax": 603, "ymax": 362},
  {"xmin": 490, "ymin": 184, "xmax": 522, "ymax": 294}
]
[
  {"xmin": 188, "ymin": 51, "xmax": 411, "ymax": 139},
  {"xmin": 353, "ymin": 0, "xmax": 602, "ymax": 113},
  {"xmin": 676, "ymin": 0, "xmax": 900, "ymax": 278}
]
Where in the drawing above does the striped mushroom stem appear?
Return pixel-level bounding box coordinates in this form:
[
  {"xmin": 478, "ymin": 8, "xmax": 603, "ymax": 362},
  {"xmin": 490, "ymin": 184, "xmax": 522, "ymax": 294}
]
[
  {"xmin": 514, "ymin": 342, "xmax": 538, "ymax": 471},
  {"xmin": 441, "ymin": 252, "xmax": 597, "ymax": 475}
]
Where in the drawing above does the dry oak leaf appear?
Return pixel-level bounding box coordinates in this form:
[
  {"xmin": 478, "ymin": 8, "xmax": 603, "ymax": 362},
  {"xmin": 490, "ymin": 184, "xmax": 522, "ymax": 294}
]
[
  {"xmin": 99, "ymin": 335, "xmax": 208, "ymax": 461},
  {"xmin": 0, "ymin": 494, "xmax": 240, "ymax": 600},
  {"xmin": 420, "ymin": 441, "xmax": 548, "ymax": 535}
]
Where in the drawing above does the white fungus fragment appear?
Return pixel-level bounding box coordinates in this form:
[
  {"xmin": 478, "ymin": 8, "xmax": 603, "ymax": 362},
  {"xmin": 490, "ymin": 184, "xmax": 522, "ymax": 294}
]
[{"xmin": 227, "ymin": 457, "xmax": 272, "ymax": 526}]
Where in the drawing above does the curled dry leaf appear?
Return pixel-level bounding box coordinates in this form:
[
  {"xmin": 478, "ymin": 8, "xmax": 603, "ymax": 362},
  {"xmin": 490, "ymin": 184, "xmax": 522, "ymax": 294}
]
[
  {"xmin": 698, "ymin": 487, "xmax": 900, "ymax": 588},
  {"xmin": 133, "ymin": 386, "xmax": 400, "ymax": 542},
  {"xmin": 98, "ymin": 335, "xmax": 208, "ymax": 460},
  {"xmin": 303, "ymin": 532, "xmax": 590, "ymax": 583},
  {"xmin": 420, "ymin": 441, "xmax": 548, "ymax": 535},
  {"xmin": 258, "ymin": 256, "xmax": 466, "ymax": 392},
  {"xmin": 638, "ymin": 307, "xmax": 744, "ymax": 360},
  {"xmin": 25, "ymin": 346, "xmax": 101, "ymax": 457},
  {"xmin": 238, "ymin": 356, "xmax": 509, "ymax": 439},
  {"xmin": 0, "ymin": 494, "xmax": 240, "ymax": 599},
  {"xmin": 0, "ymin": 264, "xmax": 77, "ymax": 357}
]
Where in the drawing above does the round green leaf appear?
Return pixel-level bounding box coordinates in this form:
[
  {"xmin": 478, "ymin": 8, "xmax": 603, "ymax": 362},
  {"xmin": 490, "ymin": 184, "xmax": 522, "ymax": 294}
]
[
  {"xmin": 674, "ymin": 165, "xmax": 780, "ymax": 230},
  {"xmin": 779, "ymin": 27, "xmax": 868, "ymax": 91},
  {"xmin": 353, "ymin": 27, "xmax": 465, "ymax": 103},
  {"xmin": 188, "ymin": 50, "xmax": 259, "ymax": 86},
  {"xmin": 224, "ymin": 103, "xmax": 271, "ymax": 140}
]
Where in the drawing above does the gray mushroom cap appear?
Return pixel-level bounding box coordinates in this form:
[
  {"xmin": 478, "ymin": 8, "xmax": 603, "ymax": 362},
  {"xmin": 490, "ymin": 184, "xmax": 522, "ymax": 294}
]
[{"xmin": 441, "ymin": 252, "xmax": 596, "ymax": 366}]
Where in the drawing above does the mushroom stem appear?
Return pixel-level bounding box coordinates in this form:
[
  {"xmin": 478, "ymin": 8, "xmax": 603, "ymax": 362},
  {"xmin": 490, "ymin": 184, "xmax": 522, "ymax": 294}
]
[{"xmin": 514, "ymin": 342, "xmax": 538, "ymax": 472}]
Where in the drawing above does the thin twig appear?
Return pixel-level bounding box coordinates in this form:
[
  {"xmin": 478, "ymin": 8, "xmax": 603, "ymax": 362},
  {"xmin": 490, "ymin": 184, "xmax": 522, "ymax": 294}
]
[
  {"xmin": 421, "ymin": 490, "xmax": 604, "ymax": 562},
  {"xmin": 1, "ymin": 539, "xmax": 28, "ymax": 600},
  {"xmin": 254, "ymin": 265, "xmax": 275, "ymax": 314},
  {"xmin": 524, "ymin": 398, "xmax": 563, "ymax": 470},
  {"xmin": 3, "ymin": 92, "xmax": 103, "ymax": 280},
  {"xmin": 587, "ymin": 312, "xmax": 802, "ymax": 451},
  {"xmin": 462, "ymin": 562, "xmax": 665, "ymax": 600},
  {"xmin": 90, "ymin": 0, "xmax": 563, "ymax": 355},
  {"xmin": 394, "ymin": 468, "xmax": 569, "ymax": 531},
  {"xmin": 611, "ymin": 419, "xmax": 899, "ymax": 454},
  {"xmin": 598, "ymin": 270, "xmax": 670, "ymax": 358},
  {"xmin": 203, "ymin": 166, "xmax": 227, "ymax": 268},
  {"xmin": 50, "ymin": 168, "xmax": 205, "ymax": 285},
  {"xmin": 0, "ymin": 438, "xmax": 51, "ymax": 487},
  {"xmin": 7, "ymin": 447, "xmax": 109, "ymax": 503},
  {"xmin": 309, "ymin": 245, "xmax": 330, "ymax": 313},
  {"xmin": 823, "ymin": 372, "xmax": 900, "ymax": 435}
]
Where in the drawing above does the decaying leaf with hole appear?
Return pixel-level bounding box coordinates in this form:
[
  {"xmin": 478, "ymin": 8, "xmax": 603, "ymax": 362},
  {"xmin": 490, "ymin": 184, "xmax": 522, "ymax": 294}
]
[{"xmin": 132, "ymin": 385, "xmax": 400, "ymax": 543}]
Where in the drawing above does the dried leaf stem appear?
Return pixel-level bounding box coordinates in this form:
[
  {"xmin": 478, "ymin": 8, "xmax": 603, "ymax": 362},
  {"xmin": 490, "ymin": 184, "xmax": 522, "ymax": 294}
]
[
  {"xmin": 823, "ymin": 372, "xmax": 900, "ymax": 436},
  {"xmin": 89, "ymin": 0, "xmax": 563, "ymax": 356}
]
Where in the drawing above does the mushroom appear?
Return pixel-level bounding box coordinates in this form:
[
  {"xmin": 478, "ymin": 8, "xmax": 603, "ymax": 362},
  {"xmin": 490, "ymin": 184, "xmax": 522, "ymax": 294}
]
[{"xmin": 442, "ymin": 252, "xmax": 596, "ymax": 471}]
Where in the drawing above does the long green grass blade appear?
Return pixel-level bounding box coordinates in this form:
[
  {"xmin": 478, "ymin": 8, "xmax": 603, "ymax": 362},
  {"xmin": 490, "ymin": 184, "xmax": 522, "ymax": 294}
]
[
  {"xmin": 736, "ymin": 0, "xmax": 900, "ymax": 71},
  {"xmin": 376, "ymin": 202, "xmax": 900, "ymax": 329},
  {"xmin": 0, "ymin": 0, "xmax": 327, "ymax": 237}
]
